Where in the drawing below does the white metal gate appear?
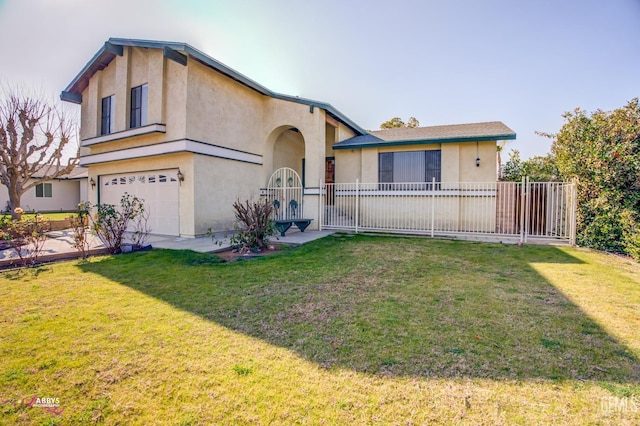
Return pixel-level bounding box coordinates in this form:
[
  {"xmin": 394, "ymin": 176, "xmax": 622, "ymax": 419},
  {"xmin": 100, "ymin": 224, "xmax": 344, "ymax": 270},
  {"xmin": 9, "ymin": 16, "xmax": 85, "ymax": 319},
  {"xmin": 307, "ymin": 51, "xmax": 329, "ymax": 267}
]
[
  {"xmin": 264, "ymin": 167, "xmax": 304, "ymax": 220},
  {"xmin": 321, "ymin": 177, "xmax": 577, "ymax": 244}
]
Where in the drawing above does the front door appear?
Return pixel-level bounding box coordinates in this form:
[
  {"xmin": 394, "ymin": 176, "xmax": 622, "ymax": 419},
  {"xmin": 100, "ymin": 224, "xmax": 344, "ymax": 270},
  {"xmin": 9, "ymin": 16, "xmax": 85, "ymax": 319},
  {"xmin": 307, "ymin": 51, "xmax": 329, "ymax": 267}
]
[{"xmin": 325, "ymin": 157, "xmax": 335, "ymax": 205}]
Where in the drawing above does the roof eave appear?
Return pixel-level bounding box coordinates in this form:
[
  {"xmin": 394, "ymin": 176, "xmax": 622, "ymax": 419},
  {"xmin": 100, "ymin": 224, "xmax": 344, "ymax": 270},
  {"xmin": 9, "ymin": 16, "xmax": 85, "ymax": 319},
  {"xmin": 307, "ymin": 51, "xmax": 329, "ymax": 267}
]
[
  {"xmin": 274, "ymin": 93, "xmax": 367, "ymax": 135},
  {"xmin": 61, "ymin": 41, "xmax": 123, "ymax": 103},
  {"xmin": 60, "ymin": 38, "xmax": 366, "ymax": 135},
  {"xmin": 333, "ymin": 133, "xmax": 517, "ymax": 150}
]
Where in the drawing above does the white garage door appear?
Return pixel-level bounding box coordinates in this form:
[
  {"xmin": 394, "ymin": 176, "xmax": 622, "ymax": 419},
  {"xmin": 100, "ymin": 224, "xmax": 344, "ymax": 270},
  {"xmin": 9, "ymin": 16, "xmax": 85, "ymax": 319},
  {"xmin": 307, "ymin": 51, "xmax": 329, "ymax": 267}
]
[{"xmin": 100, "ymin": 170, "xmax": 180, "ymax": 236}]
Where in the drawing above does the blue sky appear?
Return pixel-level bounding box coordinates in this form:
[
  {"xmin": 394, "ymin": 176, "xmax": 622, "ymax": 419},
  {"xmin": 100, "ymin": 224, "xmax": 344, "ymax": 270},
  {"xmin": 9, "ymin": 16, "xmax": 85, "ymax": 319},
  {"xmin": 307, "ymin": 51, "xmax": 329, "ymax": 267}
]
[{"xmin": 1, "ymin": 0, "xmax": 638, "ymax": 159}]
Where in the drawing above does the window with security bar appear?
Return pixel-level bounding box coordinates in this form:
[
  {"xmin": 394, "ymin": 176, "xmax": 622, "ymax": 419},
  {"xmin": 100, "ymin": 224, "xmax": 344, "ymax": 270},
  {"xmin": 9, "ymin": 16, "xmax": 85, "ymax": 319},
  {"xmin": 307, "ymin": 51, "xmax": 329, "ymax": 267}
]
[{"xmin": 378, "ymin": 150, "xmax": 441, "ymax": 189}]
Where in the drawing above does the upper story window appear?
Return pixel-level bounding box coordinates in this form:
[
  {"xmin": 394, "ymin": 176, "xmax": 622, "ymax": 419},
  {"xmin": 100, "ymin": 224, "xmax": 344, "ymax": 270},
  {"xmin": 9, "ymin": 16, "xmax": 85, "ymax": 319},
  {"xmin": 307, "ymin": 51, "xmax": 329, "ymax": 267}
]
[
  {"xmin": 130, "ymin": 83, "xmax": 148, "ymax": 129},
  {"xmin": 379, "ymin": 150, "xmax": 441, "ymax": 184},
  {"xmin": 35, "ymin": 183, "xmax": 53, "ymax": 198},
  {"xmin": 101, "ymin": 95, "xmax": 115, "ymax": 135}
]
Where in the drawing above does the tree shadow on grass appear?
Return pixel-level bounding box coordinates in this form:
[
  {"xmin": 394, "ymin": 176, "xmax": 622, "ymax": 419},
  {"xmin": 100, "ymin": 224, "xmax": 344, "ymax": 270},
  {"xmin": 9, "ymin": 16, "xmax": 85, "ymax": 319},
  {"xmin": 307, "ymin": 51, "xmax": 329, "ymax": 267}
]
[{"xmin": 79, "ymin": 236, "xmax": 640, "ymax": 387}]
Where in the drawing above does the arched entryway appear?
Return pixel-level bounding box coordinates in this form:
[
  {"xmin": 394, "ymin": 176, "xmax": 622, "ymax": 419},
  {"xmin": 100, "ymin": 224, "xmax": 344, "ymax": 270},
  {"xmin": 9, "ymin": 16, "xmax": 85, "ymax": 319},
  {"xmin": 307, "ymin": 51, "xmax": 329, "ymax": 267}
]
[
  {"xmin": 265, "ymin": 126, "xmax": 306, "ymax": 186},
  {"xmin": 261, "ymin": 124, "xmax": 321, "ymax": 232}
]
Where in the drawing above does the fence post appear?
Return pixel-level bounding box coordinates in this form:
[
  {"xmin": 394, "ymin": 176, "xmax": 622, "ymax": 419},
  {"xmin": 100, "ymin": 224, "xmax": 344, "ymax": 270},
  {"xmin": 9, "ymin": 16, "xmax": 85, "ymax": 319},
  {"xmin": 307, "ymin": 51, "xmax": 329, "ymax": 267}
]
[
  {"xmin": 519, "ymin": 176, "xmax": 525, "ymax": 244},
  {"xmin": 570, "ymin": 179, "xmax": 578, "ymax": 246},
  {"xmin": 431, "ymin": 177, "xmax": 436, "ymax": 238},
  {"xmin": 524, "ymin": 176, "xmax": 531, "ymax": 243},
  {"xmin": 319, "ymin": 178, "xmax": 323, "ymax": 231},
  {"xmin": 355, "ymin": 179, "xmax": 360, "ymax": 234}
]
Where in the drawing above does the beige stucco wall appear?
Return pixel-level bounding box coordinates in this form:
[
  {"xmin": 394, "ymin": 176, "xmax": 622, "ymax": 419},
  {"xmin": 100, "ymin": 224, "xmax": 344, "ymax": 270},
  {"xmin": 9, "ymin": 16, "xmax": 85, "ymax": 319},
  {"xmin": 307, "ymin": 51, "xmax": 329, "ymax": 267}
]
[
  {"xmin": 192, "ymin": 155, "xmax": 263, "ymax": 235},
  {"xmin": 186, "ymin": 59, "xmax": 265, "ymax": 154},
  {"xmin": 0, "ymin": 179, "xmax": 82, "ymax": 212},
  {"xmin": 129, "ymin": 47, "xmax": 149, "ymax": 91},
  {"xmin": 325, "ymin": 123, "xmax": 336, "ymax": 158},
  {"xmin": 80, "ymin": 78, "xmax": 97, "ymax": 141},
  {"xmin": 334, "ymin": 148, "xmax": 362, "ymax": 183},
  {"xmin": 441, "ymin": 144, "xmax": 460, "ymax": 184},
  {"xmin": 79, "ymin": 180, "xmax": 88, "ymax": 203},
  {"xmin": 459, "ymin": 141, "xmax": 496, "ymax": 182},
  {"xmin": 336, "ymin": 122, "xmax": 356, "ymax": 143},
  {"xmin": 273, "ymin": 130, "xmax": 305, "ymax": 177}
]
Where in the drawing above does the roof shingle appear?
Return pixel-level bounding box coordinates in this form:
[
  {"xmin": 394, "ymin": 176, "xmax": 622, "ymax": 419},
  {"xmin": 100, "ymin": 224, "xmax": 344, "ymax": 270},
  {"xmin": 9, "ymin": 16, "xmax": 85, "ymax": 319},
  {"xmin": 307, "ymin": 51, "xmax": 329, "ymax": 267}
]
[
  {"xmin": 31, "ymin": 165, "xmax": 87, "ymax": 180},
  {"xmin": 333, "ymin": 121, "xmax": 516, "ymax": 149}
]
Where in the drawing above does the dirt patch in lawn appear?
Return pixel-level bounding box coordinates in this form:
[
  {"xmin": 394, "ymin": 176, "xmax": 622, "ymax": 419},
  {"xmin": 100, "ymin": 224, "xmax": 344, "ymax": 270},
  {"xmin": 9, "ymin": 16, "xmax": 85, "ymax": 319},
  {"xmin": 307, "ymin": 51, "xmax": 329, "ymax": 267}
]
[{"xmin": 214, "ymin": 244, "xmax": 289, "ymax": 262}]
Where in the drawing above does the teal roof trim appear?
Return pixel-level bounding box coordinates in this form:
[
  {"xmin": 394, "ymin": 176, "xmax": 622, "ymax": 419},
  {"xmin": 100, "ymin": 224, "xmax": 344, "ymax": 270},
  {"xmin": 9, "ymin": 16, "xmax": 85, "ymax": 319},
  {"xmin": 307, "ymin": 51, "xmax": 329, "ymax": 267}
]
[
  {"xmin": 273, "ymin": 93, "xmax": 367, "ymax": 136},
  {"xmin": 61, "ymin": 41, "xmax": 120, "ymax": 103},
  {"xmin": 60, "ymin": 91, "xmax": 81, "ymax": 103},
  {"xmin": 333, "ymin": 133, "xmax": 517, "ymax": 150},
  {"xmin": 61, "ymin": 38, "xmax": 367, "ymax": 135}
]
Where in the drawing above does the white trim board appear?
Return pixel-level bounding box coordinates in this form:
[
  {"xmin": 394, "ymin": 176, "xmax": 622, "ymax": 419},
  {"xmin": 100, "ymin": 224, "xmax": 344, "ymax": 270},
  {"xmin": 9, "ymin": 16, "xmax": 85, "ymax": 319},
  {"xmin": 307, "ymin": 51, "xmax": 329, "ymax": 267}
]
[
  {"xmin": 82, "ymin": 124, "xmax": 166, "ymax": 146},
  {"xmin": 80, "ymin": 139, "xmax": 263, "ymax": 165}
]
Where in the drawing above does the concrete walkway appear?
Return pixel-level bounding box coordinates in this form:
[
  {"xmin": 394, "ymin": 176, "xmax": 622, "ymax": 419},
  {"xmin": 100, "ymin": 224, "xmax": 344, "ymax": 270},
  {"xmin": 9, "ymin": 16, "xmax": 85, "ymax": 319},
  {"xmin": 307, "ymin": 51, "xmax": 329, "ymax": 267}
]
[
  {"xmin": 0, "ymin": 229, "xmax": 335, "ymax": 264},
  {"xmin": 149, "ymin": 229, "xmax": 335, "ymax": 252},
  {"xmin": 0, "ymin": 229, "xmax": 107, "ymax": 263}
]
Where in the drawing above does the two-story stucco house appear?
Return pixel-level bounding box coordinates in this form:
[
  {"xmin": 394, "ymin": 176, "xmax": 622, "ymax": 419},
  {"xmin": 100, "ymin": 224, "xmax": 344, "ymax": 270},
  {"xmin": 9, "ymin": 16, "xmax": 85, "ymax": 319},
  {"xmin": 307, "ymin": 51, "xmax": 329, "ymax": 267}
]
[{"xmin": 61, "ymin": 38, "xmax": 516, "ymax": 237}]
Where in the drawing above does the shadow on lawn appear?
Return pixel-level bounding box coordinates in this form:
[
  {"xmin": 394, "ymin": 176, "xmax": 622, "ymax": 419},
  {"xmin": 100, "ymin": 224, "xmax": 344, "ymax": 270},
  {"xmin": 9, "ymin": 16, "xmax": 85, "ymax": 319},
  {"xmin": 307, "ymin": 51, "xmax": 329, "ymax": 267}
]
[{"xmin": 79, "ymin": 235, "xmax": 640, "ymax": 384}]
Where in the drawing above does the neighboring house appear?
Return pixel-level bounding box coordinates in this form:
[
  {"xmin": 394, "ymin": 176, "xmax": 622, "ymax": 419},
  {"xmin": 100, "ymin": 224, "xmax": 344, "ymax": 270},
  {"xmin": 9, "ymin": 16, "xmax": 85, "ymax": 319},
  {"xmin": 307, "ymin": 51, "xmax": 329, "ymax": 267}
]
[
  {"xmin": 61, "ymin": 38, "xmax": 515, "ymax": 237},
  {"xmin": 0, "ymin": 166, "xmax": 88, "ymax": 213}
]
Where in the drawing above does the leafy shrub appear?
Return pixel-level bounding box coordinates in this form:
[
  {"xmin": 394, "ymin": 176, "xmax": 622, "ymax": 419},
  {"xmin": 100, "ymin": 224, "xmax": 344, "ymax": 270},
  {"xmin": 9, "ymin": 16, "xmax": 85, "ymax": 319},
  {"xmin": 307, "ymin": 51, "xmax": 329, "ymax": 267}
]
[
  {"xmin": 68, "ymin": 203, "xmax": 90, "ymax": 259},
  {"xmin": 88, "ymin": 193, "xmax": 150, "ymax": 254},
  {"xmin": 548, "ymin": 98, "xmax": 640, "ymax": 261},
  {"xmin": 501, "ymin": 150, "xmax": 560, "ymax": 182},
  {"xmin": 621, "ymin": 209, "xmax": 640, "ymax": 261},
  {"xmin": 0, "ymin": 214, "xmax": 9, "ymax": 245}
]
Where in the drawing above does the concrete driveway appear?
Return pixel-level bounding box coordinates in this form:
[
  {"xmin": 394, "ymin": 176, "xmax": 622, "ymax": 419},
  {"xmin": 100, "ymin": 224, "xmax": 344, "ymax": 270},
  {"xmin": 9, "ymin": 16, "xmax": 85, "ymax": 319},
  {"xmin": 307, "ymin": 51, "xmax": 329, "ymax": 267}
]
[{"xmin": 0, "ymin": 229, "xmax": 334, "ymax": 267}]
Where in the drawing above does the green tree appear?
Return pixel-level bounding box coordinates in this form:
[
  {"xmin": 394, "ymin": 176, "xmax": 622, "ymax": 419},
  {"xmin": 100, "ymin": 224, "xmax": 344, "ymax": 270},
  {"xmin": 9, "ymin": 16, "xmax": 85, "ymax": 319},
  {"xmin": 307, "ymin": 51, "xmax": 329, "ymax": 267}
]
[
  {"xmin": 380, "ymin": 116, "xmax": 420, "ymax": 129},
  {"xmin": 406, "ymin": 117, "xmax": 420, "ymax": 128},
  {"xmin": 501, "ymin": 150, "xmax": 559, "ymax": 182},
  {"xmin": 546, "ymin": 98, "xmax": 640, "ymax": 259}
]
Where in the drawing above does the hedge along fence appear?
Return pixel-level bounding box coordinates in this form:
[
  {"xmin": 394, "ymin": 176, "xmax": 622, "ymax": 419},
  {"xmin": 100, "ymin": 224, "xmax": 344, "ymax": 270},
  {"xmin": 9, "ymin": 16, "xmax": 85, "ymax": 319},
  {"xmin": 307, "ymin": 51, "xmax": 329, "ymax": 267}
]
[
  {"xmin": 1, "ymin": 211, "xmax": 77, "ymax": 219},
  {"xmin": 49, "ymin": 219, "xmax": 73, "ymax": 232},
  {"xmin": 0, "ymin": 219, "xmax": 86, "ymax": 235}
]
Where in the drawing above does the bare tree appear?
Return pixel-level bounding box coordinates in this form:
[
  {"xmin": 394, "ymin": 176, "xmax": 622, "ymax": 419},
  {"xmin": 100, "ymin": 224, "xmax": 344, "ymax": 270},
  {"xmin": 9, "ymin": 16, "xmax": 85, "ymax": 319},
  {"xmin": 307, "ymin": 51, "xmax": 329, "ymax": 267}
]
[{"xmin": 0, "ymin": 86, "xmax": 79, "ymax": 219}]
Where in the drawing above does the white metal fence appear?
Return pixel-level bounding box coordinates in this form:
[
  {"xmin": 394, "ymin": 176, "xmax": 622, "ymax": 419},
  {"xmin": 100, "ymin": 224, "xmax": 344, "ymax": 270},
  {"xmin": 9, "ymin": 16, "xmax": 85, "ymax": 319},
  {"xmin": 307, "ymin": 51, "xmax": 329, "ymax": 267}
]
[{"xmin": 320, "ymin": 178, "xmax": 577, "ymax": 244}]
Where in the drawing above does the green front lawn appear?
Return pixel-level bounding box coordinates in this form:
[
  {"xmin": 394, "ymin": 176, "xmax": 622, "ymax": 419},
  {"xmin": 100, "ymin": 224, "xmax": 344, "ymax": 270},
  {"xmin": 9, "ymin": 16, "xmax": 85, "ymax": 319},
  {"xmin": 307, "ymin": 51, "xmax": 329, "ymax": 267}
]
[
  {"xmin": 1, "ymin": 235, "xmax": 639, "ymax": 424},
  {"xmin": 1, "ymin": 212, "xmax": 75, "ymax": 221}
]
